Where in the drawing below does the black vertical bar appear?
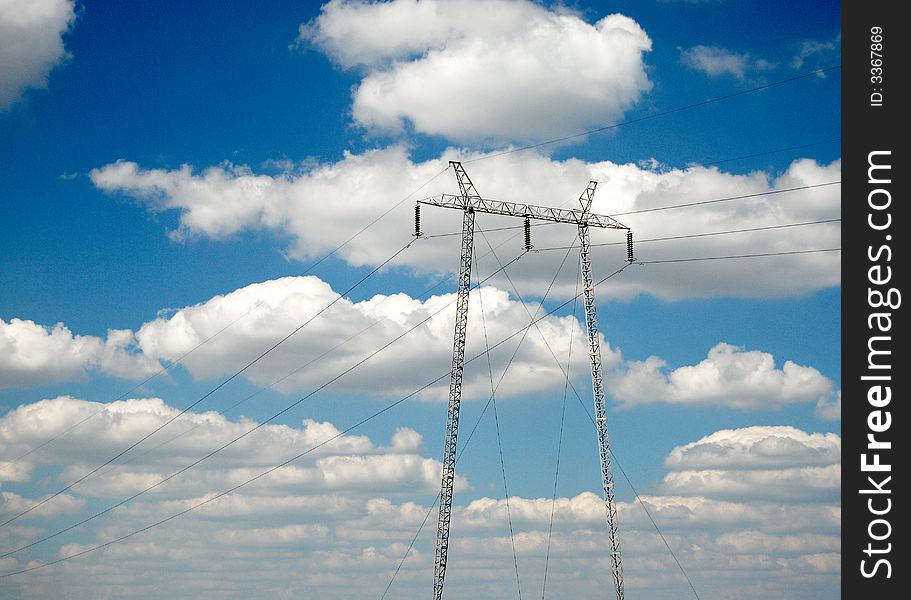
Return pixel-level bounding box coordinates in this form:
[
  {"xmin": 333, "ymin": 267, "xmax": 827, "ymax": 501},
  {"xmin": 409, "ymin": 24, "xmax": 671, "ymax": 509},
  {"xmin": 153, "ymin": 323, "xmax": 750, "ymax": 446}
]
[{"xmin": 842, "ymin": 3, "xmax": 905, "ymax": 598}]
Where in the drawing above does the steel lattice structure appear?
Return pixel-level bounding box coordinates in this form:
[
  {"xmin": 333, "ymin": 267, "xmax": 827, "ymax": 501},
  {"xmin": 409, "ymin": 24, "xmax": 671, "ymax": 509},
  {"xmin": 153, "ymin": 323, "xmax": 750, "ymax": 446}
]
[
  {"xmin": 423, "ymin": 162, "xmax": 631, "ymax": 600},
  {"xmin": 431, "ymin": 165, "xmax": 478, "ymax": 600}
]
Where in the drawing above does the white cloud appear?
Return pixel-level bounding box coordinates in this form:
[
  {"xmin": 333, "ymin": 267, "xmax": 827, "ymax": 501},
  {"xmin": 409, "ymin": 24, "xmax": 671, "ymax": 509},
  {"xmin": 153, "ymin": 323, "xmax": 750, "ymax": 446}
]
[
  {"xmin": 0, "ymin": 0, "xmax": 75, "ymax": 109},
  {"xmin": 5, "ymin": 277, "xmax": 836, "ymax": 408},
  {"xmin": 302, "ymin": 0, "xmax": 652, "ymax": 144},
  {"xmin": 663, "ymin": 425, "xmax": 841, "ymax": 470},
  {"xmin": 623, "ymin": 494, "xmax": 839, "ymax": 534},
  {"xmin": 814, "ymin": 390, "xmax": 840, "ymax": 421},
  {"xmin": 213, "ymin": 523, "xmax": 329, "ymax": 547},
  {"xmin": 91, "ymin": 149, "xmax": 841, "ymax": 301},
  {"xmin": 791, "ymin": 36, "xmax": 840, "ymax": 72},
  {"xmin": 661, "ymin": 465, "xmax": 839, "ymax": 501},
  {"xmin": 0, "ymin": 407, "xmax": 840, "ymax": 599},
  {"xmin": 0, "ymin": 318, "xmax": 161, "ymax": 388},
  {"xmin": 660, "ymin": 426, "xmax": 840, "ymax": 502},
  {"xmin": 714, "ymin": 530, "xmax": 839, "ymax": 554},
  {"xmin": 0, "ymin": 396, "xmax": 461, "ymax": 496},
  {"xmin": 132, "ymin": 277, "xmax": 603, "ymax": 400},
  {"xmin": 0, "ymin": 395, "xmax": 471, "ymax": 598},
  {"xmin": 0, "ymin": 490, "xmax": 84, "ymax": 520},
  {"xmin": 679, "ymin": 45, "xmax": 773, "ymax": 79},
  {"xmin": 608, "ymin": 343, "xmax": 838, "ymax": 410}
]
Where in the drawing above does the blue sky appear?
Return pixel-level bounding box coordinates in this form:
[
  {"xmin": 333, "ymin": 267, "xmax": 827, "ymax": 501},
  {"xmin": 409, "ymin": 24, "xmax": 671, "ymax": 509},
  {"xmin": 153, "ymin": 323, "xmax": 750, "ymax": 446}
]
[{"xmin": 1, "ymin": 1, "xmax": 840, "ymax": 598}]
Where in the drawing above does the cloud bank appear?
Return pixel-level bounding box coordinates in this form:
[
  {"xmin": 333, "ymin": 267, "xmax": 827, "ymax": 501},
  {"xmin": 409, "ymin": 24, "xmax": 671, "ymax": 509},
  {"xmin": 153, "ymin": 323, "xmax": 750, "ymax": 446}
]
[
  {"xmin": 91, "ymin": 149, "xmax": 841, "ymax": 302},
  {"xmin": 0, "ymin": 403, "xmax": 840, "ymax": 599}
]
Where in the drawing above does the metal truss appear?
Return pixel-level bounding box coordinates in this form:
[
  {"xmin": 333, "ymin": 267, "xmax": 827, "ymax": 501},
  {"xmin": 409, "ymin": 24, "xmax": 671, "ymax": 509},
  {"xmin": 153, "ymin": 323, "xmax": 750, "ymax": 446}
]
[
  {"xmin": 432, "ymin": 164, "xmax": 476, "ymax": 600},
  {"xmin": 426, "ymin": 162, "xmax": 628, "ymax": 600}
]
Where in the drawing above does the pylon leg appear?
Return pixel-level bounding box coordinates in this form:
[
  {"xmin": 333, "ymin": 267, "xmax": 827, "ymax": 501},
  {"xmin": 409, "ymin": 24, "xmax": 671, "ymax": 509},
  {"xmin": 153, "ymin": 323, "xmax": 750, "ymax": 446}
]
[
  {"xmin": 432, "ymin": 207, "xmax": 475, "ymax": 600},
  {"xmin": 579, "ymin": 223, "xmax": 625, "ymax": 600}
]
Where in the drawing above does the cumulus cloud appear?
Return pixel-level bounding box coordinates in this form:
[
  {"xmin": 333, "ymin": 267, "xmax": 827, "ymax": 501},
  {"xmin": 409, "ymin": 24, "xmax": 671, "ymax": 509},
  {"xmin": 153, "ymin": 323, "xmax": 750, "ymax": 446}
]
[
  {"xmin": 0, "ymin": 396, "xmax": 462, "ymax": 496},
  {"xmin": 0, "ymin": 0, "xmax": 75, "ymax": 109},
  {"xmin": 608, "ymin": 342, "xmax": 838, "ymax": 410},
  {"xmin": 0, "ymin": 403, "xmax": 839, "ymax": 598},
  {"xmin": 5, "ymin": 276, "xmax": 836, "ymax": 407},
  {"xmin": 0, "ymin": 396, "xmax": 467, "ymax": 597},
  {"xmin": 301, "ymin": 0, "xmax": 652, "ymax": 144},
  {"xmin": 679, "ymin": 45, "xmax": 774, "ymax": 79},
  {"xmin": 132, "ymin": 277, "xmax": 603, "ymax": 401},
  {"xmin": 660, "ymin": 426, "xmax": 840, "ymax": 501},
  {"xmin": 91, "ymin": 149, "xmax": 841, "ymax": 301},
  {"xmin": 664, "ymin": 425, "xmax": 840, "ymax": 469},
  {"xmin": 0, "ymin": 318, "xmax": 161, "ymax": 388},
  {"xmin": 0, "ymin": 490, "xmax": 84, "ymax": 520}
]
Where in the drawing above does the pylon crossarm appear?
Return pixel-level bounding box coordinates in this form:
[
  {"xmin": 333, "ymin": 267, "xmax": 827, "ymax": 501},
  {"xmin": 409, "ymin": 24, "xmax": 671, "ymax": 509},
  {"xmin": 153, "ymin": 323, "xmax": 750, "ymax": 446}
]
[{"xmin": 419, "ymin": 194, "xmax": 628, "ymax": 230}]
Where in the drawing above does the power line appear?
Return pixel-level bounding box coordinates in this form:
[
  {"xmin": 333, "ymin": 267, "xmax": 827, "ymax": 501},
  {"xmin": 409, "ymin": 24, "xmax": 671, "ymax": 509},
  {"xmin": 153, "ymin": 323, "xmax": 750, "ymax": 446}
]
[
  {"xmin": 2, "ymin": 238, "xmax": 836, "ymax": 577},
  {"xmin": 83, "ymin": 269, "xmax": 467, "ymax": 487},
  {"xmin": 702, "ymin": 137, "xmax": 840, "ymax": 166},
  {"xmin": 463, "ymin": 66, "xmax": 839, "ymax": 163},
  {"xmin": 6, "ymin": 166, "xmax": 453, "ymax": 471},
  {"xmin": 530, "ymin": 218, "xmax": 840, "ymax": 252},
  {"xmin": 381, "ymin": 235, "xmax": 591, "ymax": 599},
  {"xmin": 611, "ymin": 181, "xmax": 839, "ymax": 217},
  {"xmin": 637, "ymin": 247, "xmax": 840, "ymax": 264},
  {"xmin": 478, "ymin": 231, "xmax": 702, "ymax": 600},
  {"xmin": 0, "ymin": 238, "xmax": 417, "ymax": 531},
  {"xmin": 19, "ymin": 133, "xmax": 836, "ymax": 471},
  {"xmin": 542, "ymin": 270, "xmax": 579, "ymax": 600},
  {"xmin": 476, "ymin": 252, "xmax": 523, "ymax": 600},
  {"xmin": 2, "ymin": 256, "xmax": 632, "ymax": 578},
  {"xmin": 7, "ymin": 64, "xmax": 839, "ymax": 473},
  {"xmin": 6, "ymin": 299, "xmax": 271, "ymax": 466},
  {"xmin": 301, "ymin": 165, "xmax": 451, "ymax": 272},
  {"xmin": 0, "ymin": 251, "xmax": 527, "ymax": 561}
]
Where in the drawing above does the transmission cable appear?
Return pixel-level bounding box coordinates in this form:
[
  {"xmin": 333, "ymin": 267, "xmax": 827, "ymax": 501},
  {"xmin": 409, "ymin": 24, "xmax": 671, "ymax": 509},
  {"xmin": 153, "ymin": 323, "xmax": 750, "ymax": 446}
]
[
  {"xmin": 0, "ymin": 237, "xmax": 417, "ymax": 531},
  {"xmin": 475, "ymin": 246, "xmax": 523, "ymax": 600},
  {"xmin": 32, "ymin": 242, "xmax": 815, "ymax": 594},
  {"xmin": 529, "ymin": 218, "xmax": 841, "ymax": 252},
  {"xmin": 1, "ymin": 252, "xmax": 631, "ymax": 578},
  {"xmin": 702, "ymin": 137, "xmax": 840, "ymax": 166},
  {"xmin": 0, "ymin": 250, "xmax": 526, "ymax": 560},
  {"xmin": 6, "ymin": 165, "xmax": 452, "ymax": 471},
  {"xmin": 2, "ymin": 64, "xmax": 842, "ymax": 576},
  {"xmin": 8, "ymin": 314, "xmax": 249, "ymax": 465},
  {"xmin": 463, "ymin": 66, "xmax": 839, "ymax": 163},
  {"xmin": 478, "ymin": 229, "xmax": 704, "ymax": 600},
  {"xmin": 84, "ymin": 269, "xmax": 466, "ymax": 486},
  {"xmin": 542, "ymin": 269, "xmax": 579, "ymax": 600},
  {"xmin": 302, "ymin": 165, "xmax": 451, "ymax": 272},
  {"xmin": 637, "ymin": 247, "xmax": 840, "ymax": 264},
  {"xmin": 380, "ymin": 230, "xmax": 581, "ymax": 599},
  {"xmin": 612, "ymin": 181, "xmax": 839, "ymax": 216},
  {"xmin": 7, "ymin": 70, "xmax": 838, "ymax": 463}
]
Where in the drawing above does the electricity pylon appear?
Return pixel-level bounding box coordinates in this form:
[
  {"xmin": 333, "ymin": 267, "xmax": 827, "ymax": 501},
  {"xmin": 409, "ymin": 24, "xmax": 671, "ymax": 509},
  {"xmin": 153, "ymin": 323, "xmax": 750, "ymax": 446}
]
[{"xmin": 419, "ymin": 162, "xmax": 632, "ymax": 600}]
